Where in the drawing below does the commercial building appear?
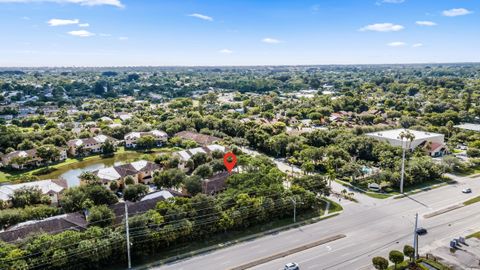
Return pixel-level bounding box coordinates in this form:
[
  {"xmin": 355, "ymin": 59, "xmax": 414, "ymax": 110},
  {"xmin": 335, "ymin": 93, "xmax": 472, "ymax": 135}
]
[{"xmin": 366, "ymin": 128, "xmax": 447, "ymax": 157}]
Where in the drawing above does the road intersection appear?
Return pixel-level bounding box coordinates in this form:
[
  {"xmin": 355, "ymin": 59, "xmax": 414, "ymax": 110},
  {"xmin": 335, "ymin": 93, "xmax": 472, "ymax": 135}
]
[{"xmin": 152, "ymin": 171, "xmax": 480, "ymax": 270}]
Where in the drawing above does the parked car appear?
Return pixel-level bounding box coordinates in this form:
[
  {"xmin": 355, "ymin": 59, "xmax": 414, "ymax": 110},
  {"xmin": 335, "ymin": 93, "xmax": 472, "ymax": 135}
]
[
  {"xmin": 462, "ymin": 188, "xmax": 472, "ymax": 194},
  {"xmin": 284, "ymin": 262, "xmax": 300, "ymax": 270},
  {"xmin": 416, "ymin": 227, "xmax": 427, "ymax": 235}
]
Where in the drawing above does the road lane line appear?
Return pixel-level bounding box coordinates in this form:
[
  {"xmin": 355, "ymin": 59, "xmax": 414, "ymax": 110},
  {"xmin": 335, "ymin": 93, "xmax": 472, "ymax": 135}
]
[{"xmin": 228, "ymin": 234, "xmax": 346, "ymax": 270}]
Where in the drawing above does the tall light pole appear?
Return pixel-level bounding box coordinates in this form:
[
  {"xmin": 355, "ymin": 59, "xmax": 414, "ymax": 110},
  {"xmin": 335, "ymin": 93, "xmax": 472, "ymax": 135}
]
[
  {"xmin": 125, "ymin": 203, "xmax": 132, "ymax": 269},
  {"xmin": 290, "ymin": 197, "xmax": 296, "ymax": 223},
  {"xmin": 413, "ymin": 213, "xmax": 419, "ymax": 260},
  {"xmin": 398, "ymin": 130, "xmax": 415, "ymax": 194}
]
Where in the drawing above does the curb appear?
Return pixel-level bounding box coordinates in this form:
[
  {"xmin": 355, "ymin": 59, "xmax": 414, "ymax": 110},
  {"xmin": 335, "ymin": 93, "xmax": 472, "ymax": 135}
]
[{"xmin": 134, "ymin": 211, "xmax": 342, "ymax": 270}]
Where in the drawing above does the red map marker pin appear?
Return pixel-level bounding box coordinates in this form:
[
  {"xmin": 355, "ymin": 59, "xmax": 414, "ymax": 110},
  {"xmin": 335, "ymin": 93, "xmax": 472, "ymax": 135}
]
[{"xmin": 223, "ymin": 152, "xmax": 237, "ymax": 173}]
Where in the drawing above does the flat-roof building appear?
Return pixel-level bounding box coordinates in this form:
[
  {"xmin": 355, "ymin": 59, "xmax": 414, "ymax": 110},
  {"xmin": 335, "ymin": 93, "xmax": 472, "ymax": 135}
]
[
  {"xmin": 454, "ymin": 123, "xmax": 480, "ymax": 132},
  {"xmin": 366, "ymin": 128, "xmax": 447, "ymax": 157}
]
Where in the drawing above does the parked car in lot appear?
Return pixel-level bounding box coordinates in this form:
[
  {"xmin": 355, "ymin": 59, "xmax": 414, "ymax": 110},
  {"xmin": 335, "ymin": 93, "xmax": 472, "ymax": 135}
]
[
  {"xmin": 462, "ymin": 188, "xmax": 472, "ymax": 194},
  {"xmin": 284, "ymin": 262, "xmax": 300, "ymax": 270},
  {"xmin": 416, "ymin": 227, "xmax": 427, "ymax": 235}
]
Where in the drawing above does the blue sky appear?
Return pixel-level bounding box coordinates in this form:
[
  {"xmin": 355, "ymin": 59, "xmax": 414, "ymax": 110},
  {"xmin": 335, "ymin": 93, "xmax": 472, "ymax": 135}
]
[{"xmin": 0, "ymin": 0, "xmax": 479, "ymax": 66}]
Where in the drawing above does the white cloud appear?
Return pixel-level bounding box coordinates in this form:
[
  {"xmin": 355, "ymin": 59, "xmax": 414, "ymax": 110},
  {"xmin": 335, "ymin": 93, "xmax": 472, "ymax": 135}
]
[
  {"xmin": 360, "ymin": 23, "xmax": 404, "ymax": 32},
  {"xmin": 416, "ymin": 21, "xmax": 436, "ymax": 26},
  {"xmin": 219, "ymin": 49, "xmax": 233, "ymax": 54},
  {"xmin": 442, "ymin": 8, "xmax": 473, "ymax": 17},
  {"xmin": 262, "ymin": 37, "xmax": 281, "ymax": 44},
  {"xmin": 0, "ymin": 0, "xmax": 124, "ymax": 7},
  {"xmin": 388, "ymin": 41, "xmax": 406, "ymax": 47},
  {"xmin": 21, "ymin": 16, "xmax": 30, "ymax": 20},
  {"xmin": 67, "ymin": 30, "xmax": 94, "ymax": 37},
  {"xmin": 48, "ymin": 18, "xmax": 79, "ymax": 26},
  {"xmin": 98, "ymin": 33, "xmax": 111, "ymax": 37},
  {"xmin": 412, "ymin": 43, "xmax": 423, "ymax": 48},
  {"xmin": 78, "ymin": 23, "xmax": 89, "ymax": 27},
  {"xmin": 118, "ymin": 36, "xmax": 128, "ymax": 40},
  {"xmin": 188, "ymin": 13, "xmax": 213, "ymax": 21}
]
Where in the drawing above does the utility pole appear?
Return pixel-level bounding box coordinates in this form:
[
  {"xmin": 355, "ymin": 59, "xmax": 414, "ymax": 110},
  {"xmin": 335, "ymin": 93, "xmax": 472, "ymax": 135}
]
[
  {"xmin": 290, "ymin": 198, "xmax": 296, "ymax": 223},
  {"xmin": 125, "ymin": 203, "xmax": 132, "ymax": 269},
  {"xmin": 413, "ymin": 213, "xmax": 419, "ymax": 260}
]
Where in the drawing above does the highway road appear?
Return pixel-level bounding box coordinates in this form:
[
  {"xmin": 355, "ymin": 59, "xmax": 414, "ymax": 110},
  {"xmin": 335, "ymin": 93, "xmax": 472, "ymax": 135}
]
[{"xmin": 150, "ymin": 172, "xmax": 480, "ymax": 270}]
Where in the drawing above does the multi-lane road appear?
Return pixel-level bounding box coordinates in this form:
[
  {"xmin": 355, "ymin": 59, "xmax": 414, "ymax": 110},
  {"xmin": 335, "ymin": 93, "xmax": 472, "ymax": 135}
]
[{"xmin": 150, "ymin": 171, "xmax": 480, "ymax": 270}]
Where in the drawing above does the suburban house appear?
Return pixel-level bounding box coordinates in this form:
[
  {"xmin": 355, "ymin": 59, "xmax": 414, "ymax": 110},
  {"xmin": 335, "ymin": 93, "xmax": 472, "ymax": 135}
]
[
  {"xmin": 124, "ymin": 130, "xmax": 168, "ymax": 148},
  {"xmin": 366, "ymin": 128, "xmax": 448, "ymax": 157},
  {"xmin": 0, "ymin": 212, "xmax": 87, "ymax": 242},
  {"xmin": 1, "ymin": 148, "xmax": 67, "ymax": 169},
  {"xmin": 174, "ymin": 144, "xmax": 227, "ymax": 169},
  {"xmin": 91, "ymin": 160, "xmax": 161, "ymax": 188},
  {"xmin": 174, "ymin": 131, "xmax": 220, "ymax": 146},
  {"xmin": 201, "ymin": 171, "xmax": 230, "ymax": 195},
  {"xmin": 0, "ymin": 179, "xmax": 68, "ymax": 207},
  {"xmin": 67, "ymin": 134, "xmax": 118, "ymax": 156},
  {"xmin": 109, "ymin": 189, "xmax": 185, "ymax": 225}
]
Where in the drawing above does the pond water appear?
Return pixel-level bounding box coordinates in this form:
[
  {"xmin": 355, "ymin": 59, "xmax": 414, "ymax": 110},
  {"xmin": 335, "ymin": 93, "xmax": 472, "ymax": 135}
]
[{"xmin": 37, "ymin": 151, "xmax": 155, "ymax": 187}]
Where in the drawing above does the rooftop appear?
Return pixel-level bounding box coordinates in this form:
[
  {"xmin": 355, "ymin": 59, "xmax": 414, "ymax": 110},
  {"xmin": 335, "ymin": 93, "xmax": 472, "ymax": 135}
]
[
  {"xmin": 366, "ymin": 129, "xmax": 444, "ymax": 141},
  {"xmin": 455, "ymin": 123, "xmax": 480, "ymax": 132}
]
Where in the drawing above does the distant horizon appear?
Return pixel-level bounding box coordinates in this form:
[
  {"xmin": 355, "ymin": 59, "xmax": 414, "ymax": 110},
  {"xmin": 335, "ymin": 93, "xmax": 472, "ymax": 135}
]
[{"xmin": 1, "ymin": 61, "xmax": 480, "ymax": 69}]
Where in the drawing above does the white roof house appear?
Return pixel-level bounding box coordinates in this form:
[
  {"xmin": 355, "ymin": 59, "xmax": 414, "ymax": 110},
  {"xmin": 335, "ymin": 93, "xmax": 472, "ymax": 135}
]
[
  {"xmin": 366, "ymin": 129, "xmax": 445, "ymax": 150},
  {"xmin": 455, "ymin": 123, "xmax": 480, "ymax": 132},
  {"xmin": 0, "ymin": 179, "xmax": 67, "ymax": 202},
  {"xmin": 141, "ymin": 190, "xmax": 174, "ymax": 201},
  {"xmin": 175, "ymin": 144, "xmax": 227, "ymax": 162}
]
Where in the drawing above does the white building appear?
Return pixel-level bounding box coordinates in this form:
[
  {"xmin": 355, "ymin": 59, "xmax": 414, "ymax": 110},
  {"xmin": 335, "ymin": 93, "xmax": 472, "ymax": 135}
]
[
  {"xmin": 454, "ymin": 123, "xmax": 480, "ymax": 132},
  {"xmin": 67, "ymin": 134, "xmax": 118, "ymax": 156},
  {"xmin": 0, "ymin": 179, "xmax": 68, "ymax": 206},
  {"xmin": 366, "ymin": 128, "xmax": 447, "ymax": 157},
  {"xmin": 174, "ymin": 144, "xmax": 227, "ymax": 163},
  {"xmin": 124, "ymin": 130, "xmax": 168, "ymax": 148}
]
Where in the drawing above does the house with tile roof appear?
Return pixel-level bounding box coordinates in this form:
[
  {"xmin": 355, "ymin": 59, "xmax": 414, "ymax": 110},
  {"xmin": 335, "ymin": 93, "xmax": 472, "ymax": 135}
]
[
  {"xmin": 67, "ymin": 134, "xmax": 118, "ymax": 156},
  {"xmin": 174, "ymin": 131, "xmax": 220, "ymax": 146},
  {"xmin": 124, "ymin": 130, "xmax": 168, "ymax": 148},
  {"xmin": 0, "ymin": 179, "xmax": 68, "ymax": 206},
  {"xmin": 91, "ymin": 160, "xmax": 161, "ymax": 188},
  {"xmin": 173, "ymin": 144, "xmax": 227, "ymax": 170},
  {"xmin": 1, "ymin": 148, "xmax": 67, "ymax": 169}
]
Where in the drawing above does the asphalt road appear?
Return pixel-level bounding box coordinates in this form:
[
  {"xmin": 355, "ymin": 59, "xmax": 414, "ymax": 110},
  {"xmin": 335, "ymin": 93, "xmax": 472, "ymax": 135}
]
[{"xmin": 151, "ymin": 173, "xmax": 480, "ymax": 270}]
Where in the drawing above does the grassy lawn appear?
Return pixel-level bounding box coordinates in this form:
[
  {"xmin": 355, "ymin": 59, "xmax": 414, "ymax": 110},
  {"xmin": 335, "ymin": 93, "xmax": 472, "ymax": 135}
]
[
  {"xmin": 0, "ymin": 171, "xmax": 10, "ymax": 183},
  {"xmin": 463, "ymin": 196, "xmax": 480, "ymax": 206},
  {"xmin": 365, "ymin": 192, "xmax": 392, "ymax": 199},
  {"xmin": 455, "ymin": 165, "xmax": 480, "ymax": 177},
  {"xmin": 466, "ymin": 231, "xmax": 480, "ymax": 239}
]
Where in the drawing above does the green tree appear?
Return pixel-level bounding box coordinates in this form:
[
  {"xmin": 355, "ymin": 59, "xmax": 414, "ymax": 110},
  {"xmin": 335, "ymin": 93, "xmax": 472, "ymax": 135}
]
[
  {"xmin": 136, "ymin": 135, "xmax": 157, "ymax": 150},
  {"xmin": 153, "ymin": 168, "xmax": 186, "ymax": 189},
  {"xmin": 372, "ymin": 256, "xmax": 389, "ymax": 270},
  {"xmin": 36, "ymin": 144, "xmax": 60, "ymax": 166},
  {"xmin": 403, "ymin": 245, "xmax": 415, "ymax": 262},
  {"xmin": 101, "ymin": 140, "xmax": 116, "ymax": 155},
  {"xmin": 193, "ymin": 164, "xmax": 213, "ymax": 178},
  {"xmin": 10, "ymin": 187, "xmax": 50, "ymax": 208},
  {"xmin": 389, "ymin": 250, "xmax": 404, "ymax": 269},
  {"xmin": 87, "ymin": 205, "xmax": 114, "ymax": 227},
  {"xmin": 184, "ymin": 175, "xmax": 202, "ymax": 196},
  {"xmin": 123, "ymin": 184, "xmax": 148, "ymax": 202},
  {"xmin": 80, "ymin": 172, "xmax": 101, "ymax": 185}
]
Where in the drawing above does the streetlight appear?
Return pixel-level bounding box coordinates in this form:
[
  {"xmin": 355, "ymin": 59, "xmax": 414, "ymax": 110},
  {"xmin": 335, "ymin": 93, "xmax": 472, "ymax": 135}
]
[
  {"xmin": 290, "ymin": 197, "xmax": 296, "ymax": 223},
  {"xmin": 398, "ymin": 130, "xmax": 415, "ymax": 194}
]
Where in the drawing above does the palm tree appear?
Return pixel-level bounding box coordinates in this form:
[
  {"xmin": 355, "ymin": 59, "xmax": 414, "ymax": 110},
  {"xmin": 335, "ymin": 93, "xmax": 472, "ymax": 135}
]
[{"xmin": 398, "ymin": 130, "xmax": 415, "ymax": 193}]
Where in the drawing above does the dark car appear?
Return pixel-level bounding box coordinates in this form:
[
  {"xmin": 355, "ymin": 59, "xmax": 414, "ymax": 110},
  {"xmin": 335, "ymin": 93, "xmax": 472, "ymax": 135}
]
[
  {"xmin": 416, "ymin": 227, "xmax": 427, "ymax": 235},
  {"xmin": 284, "ymin": 262, "xmax": 300, "ymax": 270}
]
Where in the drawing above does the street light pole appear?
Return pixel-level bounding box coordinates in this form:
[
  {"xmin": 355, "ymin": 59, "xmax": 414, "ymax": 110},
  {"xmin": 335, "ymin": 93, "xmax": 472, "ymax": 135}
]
[
  {"xmin": 400, "ymin": 143, "xmax": 406, "ymax": 194},
  {"xmin": 290, "ymin": 198, "xmax": 296, "ymax": 223},
  {"xmin": 125, "ymin": 203, "xmax": 132, "ymax": 269},
  {"xmin": 413, "ymin": 213, "xmax": 419, "ymax": 260}
]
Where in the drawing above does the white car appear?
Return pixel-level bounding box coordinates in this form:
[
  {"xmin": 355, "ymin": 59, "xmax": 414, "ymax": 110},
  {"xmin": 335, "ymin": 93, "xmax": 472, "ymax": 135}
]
[
  {"xmin": 462, "ymin": 188, "xmax": 472, "ymax": 194},
  {"xmin": 284, "ymin": 262, "xmax": 300, "ymax": 270}
]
